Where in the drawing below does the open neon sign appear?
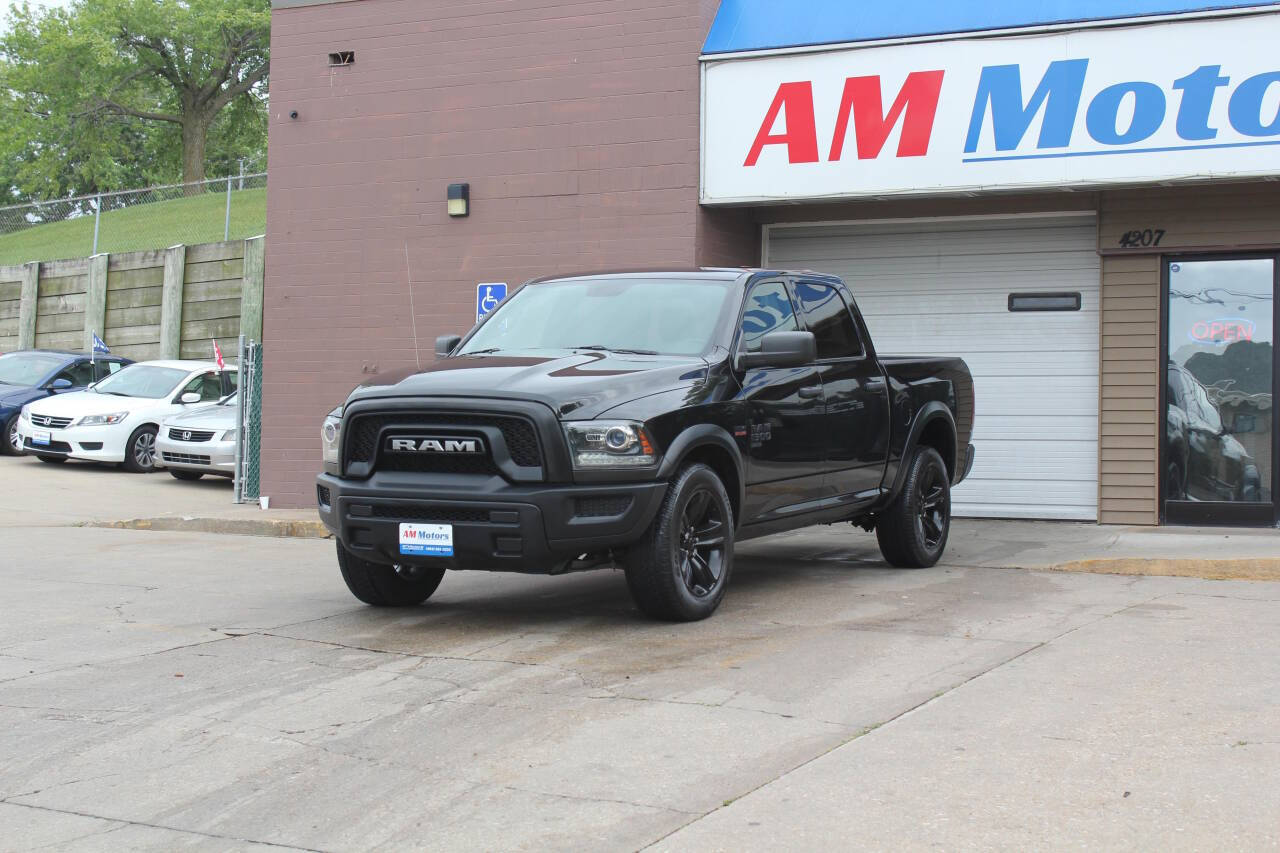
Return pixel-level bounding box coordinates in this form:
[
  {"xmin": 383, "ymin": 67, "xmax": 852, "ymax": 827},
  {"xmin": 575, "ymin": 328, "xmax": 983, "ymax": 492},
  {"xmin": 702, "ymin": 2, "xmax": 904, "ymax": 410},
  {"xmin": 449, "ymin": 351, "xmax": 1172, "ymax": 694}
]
[{"xmin": 1189, "ymin": 318, "xmax": 1255, "ymax": 346}]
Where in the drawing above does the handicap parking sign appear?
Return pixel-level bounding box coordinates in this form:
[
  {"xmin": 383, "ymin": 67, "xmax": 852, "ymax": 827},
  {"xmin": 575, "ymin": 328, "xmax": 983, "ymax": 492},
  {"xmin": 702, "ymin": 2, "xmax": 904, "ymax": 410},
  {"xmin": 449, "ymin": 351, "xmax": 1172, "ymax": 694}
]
[{"xmin": 476, "ymin": 283, "xmax": 507, "ymax": 323}]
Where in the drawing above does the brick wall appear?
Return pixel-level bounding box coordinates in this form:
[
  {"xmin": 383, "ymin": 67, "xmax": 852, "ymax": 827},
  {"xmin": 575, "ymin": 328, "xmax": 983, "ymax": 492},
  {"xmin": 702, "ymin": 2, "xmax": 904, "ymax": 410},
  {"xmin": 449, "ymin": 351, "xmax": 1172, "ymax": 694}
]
[{"xmin": 263, "ymin": 0, "xmax": 753, "ymax": 506}]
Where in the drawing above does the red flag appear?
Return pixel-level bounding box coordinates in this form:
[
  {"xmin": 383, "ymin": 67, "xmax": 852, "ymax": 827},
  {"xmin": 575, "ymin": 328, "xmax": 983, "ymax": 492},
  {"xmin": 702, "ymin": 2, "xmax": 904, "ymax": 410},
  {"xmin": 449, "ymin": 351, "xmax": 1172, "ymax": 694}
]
[{"xmin": 213, "ymin": 339, "xmax": 225, "ymax": 371}]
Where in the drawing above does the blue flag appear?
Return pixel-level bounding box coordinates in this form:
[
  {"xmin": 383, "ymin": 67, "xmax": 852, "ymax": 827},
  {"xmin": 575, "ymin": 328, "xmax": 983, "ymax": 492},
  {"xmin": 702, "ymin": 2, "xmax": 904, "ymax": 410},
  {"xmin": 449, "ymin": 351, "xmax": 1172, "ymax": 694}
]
[{"xmin": 92, "ymin": 333, "xmax": 110, "ymax": 354}]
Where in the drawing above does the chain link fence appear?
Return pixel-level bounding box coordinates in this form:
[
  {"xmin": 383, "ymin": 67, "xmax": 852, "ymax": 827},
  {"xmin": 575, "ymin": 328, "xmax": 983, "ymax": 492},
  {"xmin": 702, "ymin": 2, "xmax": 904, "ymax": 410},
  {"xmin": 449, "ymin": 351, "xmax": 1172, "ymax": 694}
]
[
  {"xmin": 0, "ymin": 172, "xmax": 267, "ymax": 265},
  {"xmin": 234, "ymin": 337, "xmax": 264, "ymax": 504}
]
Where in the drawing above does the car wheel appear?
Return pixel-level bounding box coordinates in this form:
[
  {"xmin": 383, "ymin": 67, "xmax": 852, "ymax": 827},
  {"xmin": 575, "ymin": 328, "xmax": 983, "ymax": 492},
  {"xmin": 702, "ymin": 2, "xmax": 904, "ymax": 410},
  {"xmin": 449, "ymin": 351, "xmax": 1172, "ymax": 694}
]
[
  {"xmin": 122, "ymin": 425, "xmax": 159, "ymax": 473},
  {"xmin": 3, "ymin": 414, "xmax": 21, "ymax": 456},
  {"xmin": 169, "ymin": 469, "xmax": 204, "ymax": 481},
  {"xmin": 876, "ymin": 447, "xmax": 951, "ymax": 569},
  {"xmin": 37, "ymin": 454, "xmax": 67, "ymax": 464},
  {"xmin": 337, "ymin": 542, "xmax": 446, "ymax": 606},
  {"xmin": 623, "ymin": 463, "xmax": 734, "ymax": 622}
]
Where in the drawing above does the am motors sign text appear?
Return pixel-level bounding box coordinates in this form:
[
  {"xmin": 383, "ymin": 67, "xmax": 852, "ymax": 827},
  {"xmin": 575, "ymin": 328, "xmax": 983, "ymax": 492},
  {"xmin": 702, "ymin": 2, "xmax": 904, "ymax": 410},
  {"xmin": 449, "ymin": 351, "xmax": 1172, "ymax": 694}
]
[{"xmin": 701, "ymin": 14, "xmax": 1280, "ymax": 203}]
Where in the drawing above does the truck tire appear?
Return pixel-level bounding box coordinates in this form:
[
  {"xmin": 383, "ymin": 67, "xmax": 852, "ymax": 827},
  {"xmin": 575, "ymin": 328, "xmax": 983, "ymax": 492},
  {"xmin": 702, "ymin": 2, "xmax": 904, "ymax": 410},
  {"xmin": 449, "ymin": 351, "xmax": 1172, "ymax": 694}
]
[
  {"xmin": 337, "ymin": 542, "xmax": 445, "ymax": 607},
  {"xmin": 624, "ymin": 463, "xmax": 733, "ymax": 621},
  {"xmin": 876, "ymin": 446, "xmax": 951, "ymax": 569}
]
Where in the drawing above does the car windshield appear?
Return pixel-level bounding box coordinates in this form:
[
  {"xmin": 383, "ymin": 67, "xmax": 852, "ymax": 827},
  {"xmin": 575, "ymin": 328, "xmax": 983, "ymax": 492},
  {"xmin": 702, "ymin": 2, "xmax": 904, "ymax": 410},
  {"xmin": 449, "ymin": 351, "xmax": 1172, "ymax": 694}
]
[
  {"xmin": 218, "ymin": 392, "xmax": 238, "ymax": 407},
  {"xmin": 92, "ymin": 365, "xmax": 189, "ymax": 399},
  {"xmin": 0, "ymin": 352, "xmax": 64, "ymax": 387},
  {"xmin": 456, "ymin": 278, "xmax": 736, "ymax": 357}
]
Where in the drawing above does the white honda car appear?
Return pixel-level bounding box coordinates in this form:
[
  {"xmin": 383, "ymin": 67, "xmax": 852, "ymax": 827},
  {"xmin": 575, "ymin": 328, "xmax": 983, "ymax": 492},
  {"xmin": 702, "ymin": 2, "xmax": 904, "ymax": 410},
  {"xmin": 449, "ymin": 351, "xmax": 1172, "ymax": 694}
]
[{"xmin": 17, "ymin": 360, "xmax": 237, "ymax": 472}]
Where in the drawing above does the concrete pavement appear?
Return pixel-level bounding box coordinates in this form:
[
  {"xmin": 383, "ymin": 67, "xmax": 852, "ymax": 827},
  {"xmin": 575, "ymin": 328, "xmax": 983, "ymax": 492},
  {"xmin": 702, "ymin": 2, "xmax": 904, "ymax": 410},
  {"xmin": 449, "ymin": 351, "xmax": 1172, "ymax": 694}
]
[
  {"xmin": 2, "ymin": 522, "xmax": 1279, "ymax": 849},
  {"xmin": 3, "ymin": 452, "xmax": 1280, "ymax": 850}
]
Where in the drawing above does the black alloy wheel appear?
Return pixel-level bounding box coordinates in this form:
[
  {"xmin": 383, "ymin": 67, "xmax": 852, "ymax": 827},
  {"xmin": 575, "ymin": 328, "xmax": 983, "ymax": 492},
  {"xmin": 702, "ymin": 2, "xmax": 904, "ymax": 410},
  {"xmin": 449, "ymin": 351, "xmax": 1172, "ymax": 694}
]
[
  {"xmin": 675, "ymin": 487, "xmax": 728, "ymax": 599},
  {"xmin": 876, "ymin": 446, "xmax": 951, "ymax": 569},
  {"xmin": 624, "ymin": 463, "xmax": 735, "ymax": 621},
  {"xmin": 916, "ymin": 461, "xmax": 950, "ymax": 551}
]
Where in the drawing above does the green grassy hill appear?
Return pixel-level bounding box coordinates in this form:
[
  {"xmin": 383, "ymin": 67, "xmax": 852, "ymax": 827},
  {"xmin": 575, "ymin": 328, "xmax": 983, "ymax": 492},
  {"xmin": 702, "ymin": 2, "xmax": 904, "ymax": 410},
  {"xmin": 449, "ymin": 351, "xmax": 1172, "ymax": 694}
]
[{"xmin": 0, "ymin": 188, "xmax": 266, "ymax": 265}]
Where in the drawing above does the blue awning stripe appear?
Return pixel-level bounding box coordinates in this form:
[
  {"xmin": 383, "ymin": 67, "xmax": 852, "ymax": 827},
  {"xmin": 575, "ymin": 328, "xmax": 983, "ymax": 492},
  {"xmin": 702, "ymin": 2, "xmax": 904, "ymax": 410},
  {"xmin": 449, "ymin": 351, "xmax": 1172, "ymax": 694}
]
[{"xmin": 702, "ymin": 0, "xmax": 1280, "ymax": 54}]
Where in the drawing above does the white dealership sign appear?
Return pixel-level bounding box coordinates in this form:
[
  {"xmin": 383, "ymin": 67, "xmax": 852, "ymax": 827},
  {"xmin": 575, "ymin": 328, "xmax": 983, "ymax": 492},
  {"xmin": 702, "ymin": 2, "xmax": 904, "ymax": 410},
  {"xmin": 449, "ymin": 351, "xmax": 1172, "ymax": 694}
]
[{"xmin": 701, "ymin": 14, "xmax": 1280, "ymax": 203}]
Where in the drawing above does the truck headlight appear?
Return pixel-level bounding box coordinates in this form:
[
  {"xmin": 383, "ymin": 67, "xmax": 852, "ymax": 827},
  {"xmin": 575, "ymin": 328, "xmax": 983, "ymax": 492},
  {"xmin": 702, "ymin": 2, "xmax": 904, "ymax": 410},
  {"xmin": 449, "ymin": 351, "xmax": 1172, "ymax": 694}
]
[
  {"xmin": 76, "ymin": 412, "xmax": 129, "ymax": 426},
  {"xmin": 563, "ymin": 421, "xmax": 658, "ymax": 469},
  {"xmin": 322, "ymin": 407, "xmax": 342, "ymax": 466}
]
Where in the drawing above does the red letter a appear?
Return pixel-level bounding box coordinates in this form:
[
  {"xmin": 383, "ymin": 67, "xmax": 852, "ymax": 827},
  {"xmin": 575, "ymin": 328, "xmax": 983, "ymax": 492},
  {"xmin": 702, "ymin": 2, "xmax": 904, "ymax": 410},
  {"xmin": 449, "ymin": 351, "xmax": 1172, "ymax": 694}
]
[
  {"xmin": 744, "ymin": 82, "xmax": 820, "ymax": 166},
  {"xmin": 829, "ymin": 70, "xmax": 945, "ymax": 161}
]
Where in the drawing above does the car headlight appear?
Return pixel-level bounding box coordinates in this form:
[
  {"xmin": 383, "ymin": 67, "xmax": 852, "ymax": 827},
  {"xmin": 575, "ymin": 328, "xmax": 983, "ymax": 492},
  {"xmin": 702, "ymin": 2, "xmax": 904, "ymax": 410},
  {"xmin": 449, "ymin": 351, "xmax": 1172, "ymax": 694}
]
[
  {"xmin": 19, "ymin": 407, "xmax": 30, "ymax": 422},
  {"xmin": 76, "ymin": 412, "xmax": 129, "ymax": 426},
  {"xmin": 222, "ymin": 429, "xmax": 238, "ymax": 442},
  {"xmin": 563, "ymin": 421, "xmax": 658, "ymax": 469},
  {"xmin": 322, "ymin": 407, "xmax": 342, "ymax": 465}
]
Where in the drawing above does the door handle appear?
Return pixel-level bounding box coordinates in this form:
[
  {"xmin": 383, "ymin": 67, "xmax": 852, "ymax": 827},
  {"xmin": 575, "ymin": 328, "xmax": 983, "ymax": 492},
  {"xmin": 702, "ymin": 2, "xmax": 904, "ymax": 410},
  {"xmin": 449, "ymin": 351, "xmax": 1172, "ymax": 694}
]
[{"xmin": 798, "ymin": 386, "xmax": 822, "ymax": 399}]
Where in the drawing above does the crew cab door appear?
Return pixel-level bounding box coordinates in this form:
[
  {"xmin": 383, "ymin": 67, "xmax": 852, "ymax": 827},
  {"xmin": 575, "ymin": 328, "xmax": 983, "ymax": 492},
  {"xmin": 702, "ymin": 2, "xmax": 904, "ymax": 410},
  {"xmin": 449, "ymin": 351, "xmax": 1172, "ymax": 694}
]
[
  {"xmin": 735, "ymin": 278, "xmax": 829, "ymax": 521},
  {"xmin": 791, "ymin": 279, "xmax": 890, "ymax": 498}
]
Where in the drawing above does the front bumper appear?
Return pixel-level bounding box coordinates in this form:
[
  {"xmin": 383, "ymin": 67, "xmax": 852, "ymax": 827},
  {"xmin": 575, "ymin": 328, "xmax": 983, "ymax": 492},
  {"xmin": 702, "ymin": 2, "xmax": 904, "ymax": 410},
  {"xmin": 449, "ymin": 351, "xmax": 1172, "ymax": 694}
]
[
  {"xmin": 317, "ymin": 471, "xmax": 668, "ymax": 574},
  {"xmin": 16, "ymin": 420, "xmax": 130, "ymax": 462},
  {"xmin": 157, "ymin": 435, "xmax": 236, "ymax": 476}
]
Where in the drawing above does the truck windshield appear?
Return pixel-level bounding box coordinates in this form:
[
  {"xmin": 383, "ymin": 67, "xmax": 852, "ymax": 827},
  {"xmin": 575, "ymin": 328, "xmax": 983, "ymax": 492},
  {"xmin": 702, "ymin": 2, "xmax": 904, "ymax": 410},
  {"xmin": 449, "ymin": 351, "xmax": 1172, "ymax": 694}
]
[{"xmin": 457, "ymin": 278, "xmax": 735, "ymax": 357}]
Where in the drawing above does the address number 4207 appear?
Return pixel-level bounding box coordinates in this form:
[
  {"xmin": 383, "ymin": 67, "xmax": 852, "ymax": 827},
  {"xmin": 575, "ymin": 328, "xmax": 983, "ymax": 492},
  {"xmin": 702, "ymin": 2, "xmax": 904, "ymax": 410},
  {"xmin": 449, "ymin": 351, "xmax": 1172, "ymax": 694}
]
[{"xmin": 1118, "ymin": 228, "xmax": 1165, "ymax": 248}]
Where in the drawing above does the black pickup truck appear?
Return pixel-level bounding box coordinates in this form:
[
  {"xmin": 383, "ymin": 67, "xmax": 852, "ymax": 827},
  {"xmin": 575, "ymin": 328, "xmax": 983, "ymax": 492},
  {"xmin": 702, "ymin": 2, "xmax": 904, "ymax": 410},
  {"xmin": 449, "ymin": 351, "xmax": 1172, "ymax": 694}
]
[{"xmin": 318, "ymin": 269, "xmax": 975, "ymax": 621}]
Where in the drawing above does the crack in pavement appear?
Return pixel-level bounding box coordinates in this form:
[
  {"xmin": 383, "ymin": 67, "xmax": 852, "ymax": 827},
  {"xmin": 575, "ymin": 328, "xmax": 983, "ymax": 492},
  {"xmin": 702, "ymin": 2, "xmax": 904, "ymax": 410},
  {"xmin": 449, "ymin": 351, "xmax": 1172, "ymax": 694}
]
[
  {"xmin": 0, "ymin": 800, "xmax": 328, "ymax": 852},
  {"xmin": 639, "ymin": 589, "xmax": 1177, "ymax": 850}
]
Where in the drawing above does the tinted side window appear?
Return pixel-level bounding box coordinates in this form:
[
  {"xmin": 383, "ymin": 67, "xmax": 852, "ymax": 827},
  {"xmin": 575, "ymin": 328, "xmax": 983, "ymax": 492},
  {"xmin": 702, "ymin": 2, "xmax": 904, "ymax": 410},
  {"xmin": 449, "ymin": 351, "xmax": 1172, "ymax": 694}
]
[
  {"xmin": 793, "ymin": 282, "xmax": 863, "ymax": 360},
  {"xmin": 180, "ymin": 372, "xmax": 223, "ymax": 402},
  {"xmin": 55, "ymin": 361, "xmax": 95, "ymax": 387},
  {"xmin": 740, "ymin": 281, "xmax": 799, "ymax": 352}
]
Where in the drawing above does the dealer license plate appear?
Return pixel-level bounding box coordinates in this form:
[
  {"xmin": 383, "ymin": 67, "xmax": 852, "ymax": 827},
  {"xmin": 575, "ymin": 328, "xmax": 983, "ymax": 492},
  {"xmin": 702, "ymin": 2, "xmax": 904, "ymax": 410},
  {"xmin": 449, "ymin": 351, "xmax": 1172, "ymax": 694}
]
[
  {"xmin": 32, "ymin": 429, "xmax": 51, "ymax": 447},
  {"xmin": 399, "ymin": 523, "xmax": 453, "ymax": 557}
]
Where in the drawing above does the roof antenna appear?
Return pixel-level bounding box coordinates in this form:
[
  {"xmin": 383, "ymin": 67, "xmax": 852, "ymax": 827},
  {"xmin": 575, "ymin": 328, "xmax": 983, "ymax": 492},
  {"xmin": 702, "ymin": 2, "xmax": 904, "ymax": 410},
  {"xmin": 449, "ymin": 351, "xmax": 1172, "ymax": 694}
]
[{"xmin": 403, "ymin": 242, "xmax": 421, "ymax": 370}]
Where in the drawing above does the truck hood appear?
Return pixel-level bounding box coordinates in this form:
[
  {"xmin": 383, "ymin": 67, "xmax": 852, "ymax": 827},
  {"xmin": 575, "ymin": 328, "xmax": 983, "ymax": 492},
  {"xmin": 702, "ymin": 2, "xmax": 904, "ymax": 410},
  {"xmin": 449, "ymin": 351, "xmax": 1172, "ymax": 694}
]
[{"xmin": 347, "ymin": 351, "xmax": 710, "ymax": 420}]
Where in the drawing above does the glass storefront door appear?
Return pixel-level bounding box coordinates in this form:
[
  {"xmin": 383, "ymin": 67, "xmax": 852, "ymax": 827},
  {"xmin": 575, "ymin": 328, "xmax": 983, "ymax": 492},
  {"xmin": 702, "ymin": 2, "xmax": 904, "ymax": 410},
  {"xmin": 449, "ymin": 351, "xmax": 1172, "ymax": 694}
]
[{"xmin": 1163, "ymin": 257, "xmax": 1277, "ymax": 525}]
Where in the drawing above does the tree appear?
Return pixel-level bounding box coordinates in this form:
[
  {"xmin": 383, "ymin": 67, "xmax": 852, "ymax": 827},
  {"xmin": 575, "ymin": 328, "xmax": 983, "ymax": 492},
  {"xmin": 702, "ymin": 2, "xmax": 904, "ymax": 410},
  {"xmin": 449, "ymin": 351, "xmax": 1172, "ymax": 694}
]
[{"xmin": 1, "ymin": 0, "xmax": 268, "ymax": 199}]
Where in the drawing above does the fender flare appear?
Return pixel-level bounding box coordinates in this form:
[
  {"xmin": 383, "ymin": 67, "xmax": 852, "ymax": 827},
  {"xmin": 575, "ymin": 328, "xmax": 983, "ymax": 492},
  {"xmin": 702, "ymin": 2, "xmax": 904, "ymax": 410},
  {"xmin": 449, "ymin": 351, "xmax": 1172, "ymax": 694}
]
[
  {"xmin": 886, "ymin": 402, "xmax": 957, "ymax": 502},
  {"xmin": 657, "ymin": 424, "xmax": 746, "ymax": 519}
]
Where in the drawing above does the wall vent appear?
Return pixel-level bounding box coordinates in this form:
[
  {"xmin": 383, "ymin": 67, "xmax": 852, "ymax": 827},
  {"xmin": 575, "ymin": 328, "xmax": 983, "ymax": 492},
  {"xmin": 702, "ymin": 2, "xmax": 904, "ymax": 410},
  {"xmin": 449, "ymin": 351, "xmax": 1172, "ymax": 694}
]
[{"xmin": 328, "ymin": 51, "xmax": 355, "ymax": 67}]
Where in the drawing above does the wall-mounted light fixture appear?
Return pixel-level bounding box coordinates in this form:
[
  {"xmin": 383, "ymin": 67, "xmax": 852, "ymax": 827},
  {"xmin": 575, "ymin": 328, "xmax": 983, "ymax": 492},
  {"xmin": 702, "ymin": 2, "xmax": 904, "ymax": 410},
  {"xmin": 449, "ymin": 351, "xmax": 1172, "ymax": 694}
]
[{"xmin": 447, "ymin": 183, "xmax": 470, "ymax": 218}]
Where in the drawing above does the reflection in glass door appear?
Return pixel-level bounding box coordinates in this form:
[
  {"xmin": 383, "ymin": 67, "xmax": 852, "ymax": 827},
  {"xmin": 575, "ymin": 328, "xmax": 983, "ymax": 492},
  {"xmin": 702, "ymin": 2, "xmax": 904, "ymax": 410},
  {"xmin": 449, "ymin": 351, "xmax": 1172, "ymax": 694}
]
[{"xmin": 1163, "ymin": 257, "xmax": 1277, "ymax": 525}]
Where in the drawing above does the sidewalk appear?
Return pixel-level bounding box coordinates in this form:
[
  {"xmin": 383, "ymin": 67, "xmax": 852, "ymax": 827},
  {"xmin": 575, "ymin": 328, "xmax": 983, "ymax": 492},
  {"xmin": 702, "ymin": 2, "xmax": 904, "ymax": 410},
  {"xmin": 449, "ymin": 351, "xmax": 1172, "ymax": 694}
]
[{"xmin": 0, "ymin": 454, "xmax": 326, "ymax": 537}]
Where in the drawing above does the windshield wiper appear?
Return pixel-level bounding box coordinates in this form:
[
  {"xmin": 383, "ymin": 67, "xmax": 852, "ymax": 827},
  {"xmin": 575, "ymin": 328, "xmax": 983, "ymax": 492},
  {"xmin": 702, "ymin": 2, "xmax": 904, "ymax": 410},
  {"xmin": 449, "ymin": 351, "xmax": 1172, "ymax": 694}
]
[
  {"xmin": 461, "ymin": 348, "xmax": 504, "ymax": 355},
  {"xmin": 571, "ymin": 345, "xmax": 660, "ymax": 355}
]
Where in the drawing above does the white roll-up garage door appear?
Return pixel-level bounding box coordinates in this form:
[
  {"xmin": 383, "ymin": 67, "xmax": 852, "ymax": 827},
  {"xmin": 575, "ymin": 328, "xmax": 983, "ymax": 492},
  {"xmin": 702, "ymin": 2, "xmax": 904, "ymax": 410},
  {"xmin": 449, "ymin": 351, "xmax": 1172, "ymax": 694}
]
[{"xmin": 765, "ymin": 215, "xmax": 1100, "ymax": 520}]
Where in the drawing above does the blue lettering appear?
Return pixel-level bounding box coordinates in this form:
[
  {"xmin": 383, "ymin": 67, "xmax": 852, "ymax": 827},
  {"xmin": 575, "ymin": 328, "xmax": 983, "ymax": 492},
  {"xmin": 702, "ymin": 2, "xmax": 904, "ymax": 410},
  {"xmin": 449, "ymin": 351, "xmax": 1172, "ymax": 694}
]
[
  {"xmin": 1228, "ymin": 71, "xmax": 1280, "ymax": 137},
  {"xmin": 965, "ymin": 59, "xmax": 1089, "ymax": 153},
  {"xmin": 1086, "ymin": 82, "xmax": 1166, "ymax": 145},
  {"xmin": 1172, "ymin": 66, "xmax": 1229, "ymax": 141}
]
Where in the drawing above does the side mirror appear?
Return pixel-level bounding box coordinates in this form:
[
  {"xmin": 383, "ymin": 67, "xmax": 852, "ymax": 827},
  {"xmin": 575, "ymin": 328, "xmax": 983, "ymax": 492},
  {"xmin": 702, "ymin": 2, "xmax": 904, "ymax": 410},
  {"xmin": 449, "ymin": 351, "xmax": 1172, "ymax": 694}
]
[
  {"xmin": 435, "ymin": 334, "xmax": 463, "ymax": 357},
  {"xmin": 180, "ymin": 392, "xmax": 202, "ymax": 404},
  {"xmin": 737, "ymin": 331, "xmax": 817, "ymax": 370},
  {"xmin": 49, "ymin": 378, "xmax": 73, "ymax": 390}
]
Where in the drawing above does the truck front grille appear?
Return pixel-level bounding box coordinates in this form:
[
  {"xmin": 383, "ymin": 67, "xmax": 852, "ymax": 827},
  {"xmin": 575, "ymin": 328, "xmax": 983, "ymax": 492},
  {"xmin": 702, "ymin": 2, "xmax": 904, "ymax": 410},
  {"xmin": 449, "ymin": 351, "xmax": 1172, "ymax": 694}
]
[
  {"xmin": 345, "ymin": 412, "xmax": 542, "ymax": 474},
  {"xmin": 369, "ymin": 504, "xmax": 492, "ymax": 523}
]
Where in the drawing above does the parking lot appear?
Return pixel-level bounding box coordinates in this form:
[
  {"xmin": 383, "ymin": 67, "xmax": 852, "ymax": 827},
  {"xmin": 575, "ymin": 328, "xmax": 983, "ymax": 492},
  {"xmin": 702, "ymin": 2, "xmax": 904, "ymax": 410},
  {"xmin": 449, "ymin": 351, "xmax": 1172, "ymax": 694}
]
[{"xmin": 2, "ymin": 453, "xmax": 1279, "ymax": 851}]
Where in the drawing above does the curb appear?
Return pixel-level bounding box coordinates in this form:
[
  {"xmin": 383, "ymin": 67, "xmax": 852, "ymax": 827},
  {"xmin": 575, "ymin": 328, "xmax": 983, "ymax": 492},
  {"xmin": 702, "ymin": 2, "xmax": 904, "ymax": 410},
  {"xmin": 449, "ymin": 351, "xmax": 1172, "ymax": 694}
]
[
  {"xmin": 85, "ymin": 517, "xmax": 332, "ymax": 540},
  {"xmin": 1046, "ymin": 558, "xmax": 1280, "ymax": 582}
]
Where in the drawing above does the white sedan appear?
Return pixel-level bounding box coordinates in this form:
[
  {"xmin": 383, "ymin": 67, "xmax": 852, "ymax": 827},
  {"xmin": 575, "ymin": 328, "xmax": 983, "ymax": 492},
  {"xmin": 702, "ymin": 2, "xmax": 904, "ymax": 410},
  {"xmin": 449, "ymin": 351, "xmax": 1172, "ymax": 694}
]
[{"xmin": 17, "ymin": 360, "xmax": 238, "ymax": 472}]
